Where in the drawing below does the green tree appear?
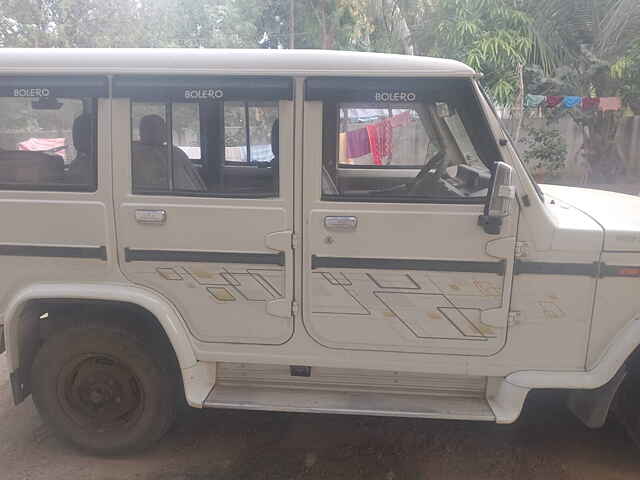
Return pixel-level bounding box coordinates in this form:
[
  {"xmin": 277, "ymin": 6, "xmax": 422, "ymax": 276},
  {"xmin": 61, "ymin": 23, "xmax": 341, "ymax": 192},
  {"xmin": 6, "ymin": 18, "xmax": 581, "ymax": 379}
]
[
  {"xmin": 407, "ymin": 0, "xmax": 551, "ymax": 107},
  {"xmin": 0, "ymin": 0, "xmax": 143, "ymax": 47},
  {"xmin": 523, "ymin": 0, "xmax": 640, "ymax": 181}
]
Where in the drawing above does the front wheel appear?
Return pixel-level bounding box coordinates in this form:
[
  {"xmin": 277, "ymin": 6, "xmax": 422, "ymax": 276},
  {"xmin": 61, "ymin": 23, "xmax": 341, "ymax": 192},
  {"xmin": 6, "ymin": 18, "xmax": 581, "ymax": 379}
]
[{"xmin": 31, "ymin": 321, "xmax": 177, "ymax": 455}]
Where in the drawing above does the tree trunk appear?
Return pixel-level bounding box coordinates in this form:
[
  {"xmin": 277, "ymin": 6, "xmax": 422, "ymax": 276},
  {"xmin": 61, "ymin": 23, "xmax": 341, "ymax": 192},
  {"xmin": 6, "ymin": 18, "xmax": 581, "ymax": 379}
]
[
  {"xmin": 513, "ymin": 63, "xmax": 525, "ymax": 142},
  {"xmin": 311, "ymin": 0, "xmax": 337, "ymax": 49},
  {"xmin": 583, "ymin": 112, "xmax": 625, "ymax": 183},
  {"xmin": 384, "ymin": 0, "xmax": 414, "ymax": 55}
]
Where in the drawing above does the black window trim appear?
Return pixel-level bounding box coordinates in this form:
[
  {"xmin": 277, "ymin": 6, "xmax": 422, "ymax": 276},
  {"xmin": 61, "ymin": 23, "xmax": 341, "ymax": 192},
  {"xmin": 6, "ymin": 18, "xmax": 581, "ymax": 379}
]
[
  {"xmin": 321, "ymin": 194, "xmax": 486, "ymax": 205},
  {"xmin": 337, "ymin": 164, "xmax": 424, "ymax": 170},
  {"xmin": 130, "ymin": 187, "xmax": 279, "ymax": 199},
  {"xmin": 114, "ymin": 75, "xmax": 293, "ymax": 102},
  {"xmin": 0, "ymin": 182, "xmax": 98, "ymax": 193},
  {"xmin": 0, "ymin": 75, "xmax": 109, "ymax": 99}
]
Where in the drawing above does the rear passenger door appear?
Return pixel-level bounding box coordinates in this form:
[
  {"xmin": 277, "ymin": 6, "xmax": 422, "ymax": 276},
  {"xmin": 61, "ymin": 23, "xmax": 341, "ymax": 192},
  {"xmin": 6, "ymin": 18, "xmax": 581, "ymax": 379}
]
[
  {"xmin": 302, "ymin": 77, "xmax": 517, "ymax": 356},
  {"xmin": 112, "ymin": 76, "xmax": 295, "ymax": 345}
]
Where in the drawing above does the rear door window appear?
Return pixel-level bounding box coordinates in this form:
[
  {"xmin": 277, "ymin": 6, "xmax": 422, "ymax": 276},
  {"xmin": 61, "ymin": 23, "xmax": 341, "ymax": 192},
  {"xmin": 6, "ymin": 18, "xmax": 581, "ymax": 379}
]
[{"xmin": 115, "ymin": 76, "xmax": 292, "ymax": 198}]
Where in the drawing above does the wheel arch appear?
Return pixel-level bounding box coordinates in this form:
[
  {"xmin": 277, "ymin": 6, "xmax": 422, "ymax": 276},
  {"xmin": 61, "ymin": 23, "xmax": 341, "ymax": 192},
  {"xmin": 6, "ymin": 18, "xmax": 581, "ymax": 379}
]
[
  {"xmin": 505, "ymin": 317, "xmax": 640, "ymax": 429},
  {"xmin": 3, "ymin": 283, "xmax": 206, "ymax": 406},
  {"xmin": 507, "ymin": 316, "xmax": 640, "ymax": 391}
]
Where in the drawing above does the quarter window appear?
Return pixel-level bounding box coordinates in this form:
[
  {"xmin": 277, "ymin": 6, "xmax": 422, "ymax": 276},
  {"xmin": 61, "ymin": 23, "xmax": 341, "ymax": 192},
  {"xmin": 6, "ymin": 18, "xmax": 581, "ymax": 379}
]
[{"xmin": 0, "ymin": 96, "xmax": 98, "ymax": 191}]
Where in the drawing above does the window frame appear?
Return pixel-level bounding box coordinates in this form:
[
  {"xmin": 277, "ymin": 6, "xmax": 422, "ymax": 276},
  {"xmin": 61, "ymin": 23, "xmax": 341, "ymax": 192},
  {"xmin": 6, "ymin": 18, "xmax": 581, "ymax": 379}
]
[
  {"xmin": 316, "ymin": 79, "xmax": 496, "ymax": 205},
  {"xmin": 0, "ymin": 96, "xmax": 99, "ymax": 193}
]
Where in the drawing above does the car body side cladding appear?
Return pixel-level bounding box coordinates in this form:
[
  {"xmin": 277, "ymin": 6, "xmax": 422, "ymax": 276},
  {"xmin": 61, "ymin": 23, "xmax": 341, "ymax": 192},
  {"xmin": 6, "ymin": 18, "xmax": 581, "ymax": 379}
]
[{"xmin": 3, "ymin": 283, "xmax": 212, "ymax": 408}]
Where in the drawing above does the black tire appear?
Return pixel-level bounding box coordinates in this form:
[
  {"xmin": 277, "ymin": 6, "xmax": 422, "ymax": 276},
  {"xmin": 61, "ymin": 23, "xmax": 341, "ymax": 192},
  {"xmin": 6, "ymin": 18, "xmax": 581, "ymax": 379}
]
[{"xmin": 30, "ymin": 321, "xmax": 177, "ymax": 455}]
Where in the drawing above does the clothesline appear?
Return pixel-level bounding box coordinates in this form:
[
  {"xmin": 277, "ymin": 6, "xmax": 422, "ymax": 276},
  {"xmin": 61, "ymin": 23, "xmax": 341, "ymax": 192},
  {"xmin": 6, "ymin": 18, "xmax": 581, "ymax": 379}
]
[
  {"xmin": 341, "ymin": 111, "xmax": 412, "ymax": 165},
  {"xmin": 525, "ymin": 94, "xmax": 624, "ymax": 112}
]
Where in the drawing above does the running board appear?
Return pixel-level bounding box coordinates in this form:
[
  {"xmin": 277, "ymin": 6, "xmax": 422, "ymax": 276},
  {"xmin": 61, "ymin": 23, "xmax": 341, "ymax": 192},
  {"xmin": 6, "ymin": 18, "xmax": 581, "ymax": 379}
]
[{"xmin": 203, "ymin": 363, "xmax": 495, "ymax": 421}]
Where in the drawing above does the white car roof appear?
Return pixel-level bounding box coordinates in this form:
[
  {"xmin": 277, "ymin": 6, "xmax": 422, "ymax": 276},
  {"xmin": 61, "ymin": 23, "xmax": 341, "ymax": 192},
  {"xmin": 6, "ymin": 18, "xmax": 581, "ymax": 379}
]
[{"xmin": 0, "ymin": 49, "xmax": 477, "ymax": 78}]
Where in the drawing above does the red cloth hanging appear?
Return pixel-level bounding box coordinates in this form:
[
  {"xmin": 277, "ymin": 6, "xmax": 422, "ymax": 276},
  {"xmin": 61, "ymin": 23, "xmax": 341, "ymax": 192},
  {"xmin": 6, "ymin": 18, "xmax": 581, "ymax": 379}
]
[
  {"xmin": 581, "ymin": 97, "xmax": 600, "ymax": 111},
  {"xmin": 599, "ymin": 97, "xmax": 622, "ymax": 112},
  {"xmin": 390, "ymin": 111, "xmax": 411, "ymax": 127},
  {"xmin": 367, "ymin": 119, "xmax": 392, "ymax": 165},
  {"xmin": 547, "ymin": 96, "xmax": 564, "ymax": 108}
]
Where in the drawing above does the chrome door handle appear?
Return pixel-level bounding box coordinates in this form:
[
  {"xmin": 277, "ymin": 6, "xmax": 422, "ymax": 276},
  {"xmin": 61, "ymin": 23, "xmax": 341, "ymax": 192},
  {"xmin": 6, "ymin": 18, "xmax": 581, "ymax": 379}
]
[
  {"xmin": 324, "ymin": 216, "xmax": 358, "ymax": 231},
  {"xmin": 135, "ymin": 209, "xmax": 166, "ymax": 224}
]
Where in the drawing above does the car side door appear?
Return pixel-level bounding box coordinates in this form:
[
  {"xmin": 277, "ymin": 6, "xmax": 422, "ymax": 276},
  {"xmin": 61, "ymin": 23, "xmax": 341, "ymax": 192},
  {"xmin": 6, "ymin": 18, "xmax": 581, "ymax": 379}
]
[{"xmin": 301, "ymin": 76, "xmax": 518, "ymax": 356}]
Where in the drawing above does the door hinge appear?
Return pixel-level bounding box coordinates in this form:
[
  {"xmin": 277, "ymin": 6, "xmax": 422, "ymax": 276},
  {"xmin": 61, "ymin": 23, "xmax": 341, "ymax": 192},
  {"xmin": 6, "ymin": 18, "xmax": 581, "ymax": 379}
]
[
  {"xmin": 508, "ymin": 311, "xmax": 521, "ymax": 326},
  {"xmin": 291, "ymin": 301, "xmax": 299, "ymax": 317},
  {"xmin": 515, "ymin": 241, "xmax": 529, "ymax": 258},
  {"xmin": 291, "ymin": 233, "xmax": 298, "ymax": 250}
]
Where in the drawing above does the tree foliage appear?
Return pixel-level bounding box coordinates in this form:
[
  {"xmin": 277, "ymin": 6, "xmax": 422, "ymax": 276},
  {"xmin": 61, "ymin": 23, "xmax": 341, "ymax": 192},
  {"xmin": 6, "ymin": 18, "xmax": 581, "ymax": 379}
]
[{"xmin": 2, "ymin": 0, "xmax": 640, "ymax": 179}]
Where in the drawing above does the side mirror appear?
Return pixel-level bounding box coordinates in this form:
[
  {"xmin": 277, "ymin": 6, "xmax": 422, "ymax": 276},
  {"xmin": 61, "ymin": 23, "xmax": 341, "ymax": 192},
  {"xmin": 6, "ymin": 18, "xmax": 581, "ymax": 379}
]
[{"xmin": 478, "ymin": 161, "xmax": 515, "ymax": 235}]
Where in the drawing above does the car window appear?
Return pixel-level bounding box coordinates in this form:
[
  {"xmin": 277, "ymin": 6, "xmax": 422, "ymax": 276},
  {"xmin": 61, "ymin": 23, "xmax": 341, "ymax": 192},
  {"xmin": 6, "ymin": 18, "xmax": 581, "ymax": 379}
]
[
  {"xmin": 117, "ymin": 76, "xmax": 291, "ymax": 198},
  {"xmin": 338, "ymin": 106, "xmax": 439, "ymax": 168},
  {"xmin": 0, "ymin": 96, "xmax": 98, "ymax": 191},
  {"xmin": 310, "ymin": 77, "xmax": 498, "ymax": 203},
  {"xmin": 130, "ymin": 100, "xmax": 279, "ymax": 197}
]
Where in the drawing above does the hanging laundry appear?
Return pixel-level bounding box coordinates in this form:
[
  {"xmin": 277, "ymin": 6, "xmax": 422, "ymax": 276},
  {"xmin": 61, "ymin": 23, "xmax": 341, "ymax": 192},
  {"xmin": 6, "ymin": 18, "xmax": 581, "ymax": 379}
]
[
  {"xmin": 581, "ymin": 97, "xmax": 600, "ymax": 111},
  {"xmin": 599, "ymin": 97, "xmax": 622, "ymax": 112},
  {"xmin": 338, "ymin": 132, "xmax": 352, "ymax": 164},
  {"xmin": 367, "ymin": 119, "xmax": 393, "ymax": 166},
  {"xmin": 224, "ymin": 146, "xmax": 246, "ymax": 162},
  {"xmin": 346, "ymin": 127, "xmax": 370, "ymax": 158},
  {"xmin": 546, "ymin": 96, "xmax": 564, "ymax": 108},
  {"xmin": 390, "ymin": 111, "xmax": 411, "ymax": 127},
  {"xmin": 525, "ymin": 94, "xmax": 546, "ymax": 108},
  {"xmin": 562, "ymin": 96, "xmax": 582, "ymax": 109}
]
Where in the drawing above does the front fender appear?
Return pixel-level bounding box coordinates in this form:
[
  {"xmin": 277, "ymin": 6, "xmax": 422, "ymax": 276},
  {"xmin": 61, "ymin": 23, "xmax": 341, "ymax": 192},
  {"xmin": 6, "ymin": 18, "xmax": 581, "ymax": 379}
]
[{"xmin": 506, "ymin": 316, "xmax": 640, "ymax": 390}]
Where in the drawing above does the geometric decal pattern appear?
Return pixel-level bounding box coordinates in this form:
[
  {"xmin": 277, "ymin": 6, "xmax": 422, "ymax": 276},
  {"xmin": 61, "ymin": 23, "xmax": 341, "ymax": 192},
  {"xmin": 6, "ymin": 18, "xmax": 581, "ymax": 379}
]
[
  {"xmin": 155, "ymin": 266, "xmax": 284, "ymax": 304},
  {"xmin": 152, "ymin": 266, "xmax": 501, "ymax": 341},
  {"xmin": 311, "ymin": 270, "xmax": 503, "ymax": 340}
]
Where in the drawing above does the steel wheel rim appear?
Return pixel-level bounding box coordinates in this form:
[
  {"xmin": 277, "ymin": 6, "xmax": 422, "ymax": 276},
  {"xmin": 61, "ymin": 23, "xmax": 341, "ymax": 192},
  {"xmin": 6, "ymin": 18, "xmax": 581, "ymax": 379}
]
[{"xmin": 57, "ymin": 354, "xmax": 144, "ymax": 431}]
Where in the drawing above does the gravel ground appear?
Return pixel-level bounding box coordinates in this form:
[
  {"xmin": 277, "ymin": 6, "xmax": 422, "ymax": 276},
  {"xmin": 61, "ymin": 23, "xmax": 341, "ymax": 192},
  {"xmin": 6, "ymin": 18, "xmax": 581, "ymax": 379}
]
[{"xmin": 1, "ymin": 353, "xmax": 639, "ymax": 480}]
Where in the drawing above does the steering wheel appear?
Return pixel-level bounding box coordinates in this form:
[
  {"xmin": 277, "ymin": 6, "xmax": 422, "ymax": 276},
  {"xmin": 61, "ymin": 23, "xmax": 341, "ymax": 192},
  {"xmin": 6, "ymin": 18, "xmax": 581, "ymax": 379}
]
[{"xmin": 408, "ymin": 151, "xmax": 447, "ymax": 195}]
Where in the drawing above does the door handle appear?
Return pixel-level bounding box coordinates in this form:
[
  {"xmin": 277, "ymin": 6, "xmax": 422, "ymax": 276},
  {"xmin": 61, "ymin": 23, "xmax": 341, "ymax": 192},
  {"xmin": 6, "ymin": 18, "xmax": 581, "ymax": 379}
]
[
  {"xmin": 324, "ymin": 216, "xmax": 358, "ymax": 231},
  {"xmin": 135, "ymin": 209, "xmax": 167, "ymax": 224}
]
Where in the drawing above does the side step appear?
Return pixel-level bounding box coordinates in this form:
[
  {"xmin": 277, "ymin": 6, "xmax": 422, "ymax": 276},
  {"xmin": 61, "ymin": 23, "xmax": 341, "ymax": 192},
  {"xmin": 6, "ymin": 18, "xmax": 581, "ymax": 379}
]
[{"xmin": 204, "ymin": 363, "xmax": 495, "ymax": 421}]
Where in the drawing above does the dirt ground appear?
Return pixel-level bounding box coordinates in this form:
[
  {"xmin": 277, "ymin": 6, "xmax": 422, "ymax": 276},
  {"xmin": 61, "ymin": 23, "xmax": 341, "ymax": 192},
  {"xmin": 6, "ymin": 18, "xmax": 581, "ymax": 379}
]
[{"xmin": 1, "ymin": 354, "xmax": 639, "ymax": 480}]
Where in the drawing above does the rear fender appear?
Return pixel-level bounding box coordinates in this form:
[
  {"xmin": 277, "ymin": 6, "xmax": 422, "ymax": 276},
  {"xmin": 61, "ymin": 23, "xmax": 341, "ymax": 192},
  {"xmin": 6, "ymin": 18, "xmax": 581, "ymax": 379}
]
[{"xmin": 3, "ymin": 283, "xmax": 212, "ymax": 408}]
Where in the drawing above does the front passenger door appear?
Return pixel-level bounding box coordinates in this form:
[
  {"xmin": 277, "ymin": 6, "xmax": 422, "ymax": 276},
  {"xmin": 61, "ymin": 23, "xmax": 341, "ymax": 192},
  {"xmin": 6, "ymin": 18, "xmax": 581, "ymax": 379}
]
[{"xmin": 302, "ymin": 77, "xmax": 517, "ymax": 356}]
